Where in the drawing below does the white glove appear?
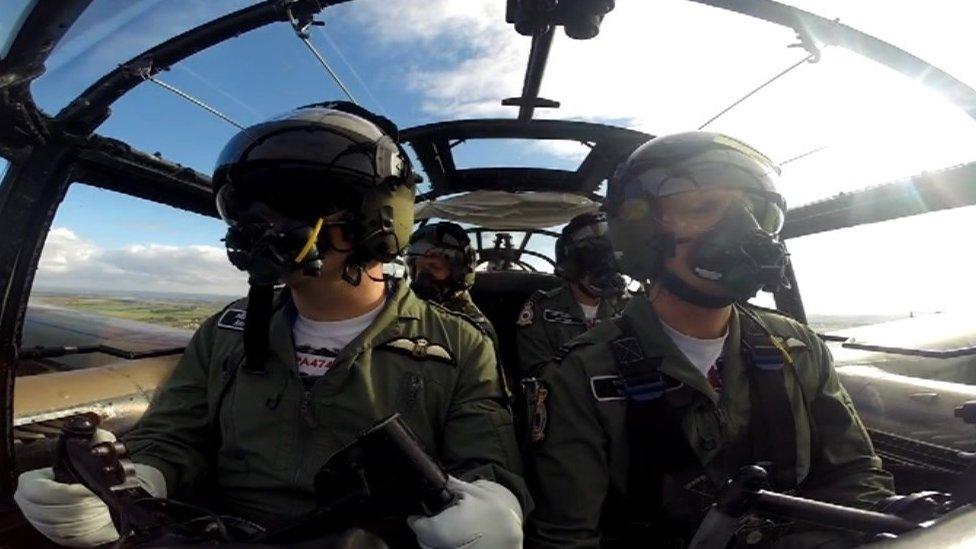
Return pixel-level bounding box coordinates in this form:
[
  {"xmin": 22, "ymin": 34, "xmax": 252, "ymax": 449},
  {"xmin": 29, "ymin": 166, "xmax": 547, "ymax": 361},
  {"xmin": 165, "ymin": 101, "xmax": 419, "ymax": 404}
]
[
  {"xmin": 13, "ymin": 429, "xmax": 166, "ymax": 548},
  {"xmin": 408, "ymin": 476, "xmax": 523, "ymax": 549}
]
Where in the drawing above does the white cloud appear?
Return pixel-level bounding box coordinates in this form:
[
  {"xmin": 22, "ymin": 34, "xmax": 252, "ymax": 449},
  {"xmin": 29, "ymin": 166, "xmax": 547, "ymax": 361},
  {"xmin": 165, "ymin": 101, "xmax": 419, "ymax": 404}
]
[
  {"xmin": 354, "ymin": 0, "xmax": 976, "ymax": 204},
  {"xmin": 352, "ymin": 0, "xmax": 976, "ymax": 316},
  {"xmin": 34, "ymin": 228, "xmax": 247, "ymax": 296}
]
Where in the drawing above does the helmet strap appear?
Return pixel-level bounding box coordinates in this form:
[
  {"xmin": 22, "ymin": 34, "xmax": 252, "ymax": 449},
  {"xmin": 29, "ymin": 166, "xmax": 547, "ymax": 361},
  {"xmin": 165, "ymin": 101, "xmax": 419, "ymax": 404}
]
[
  {"xmin": 658, "ymin": 269, "xmax": 735, "ymax": 309},
  {"xmin": 243, "ymin": 282, "xmax": 275, "ymax": 374}
]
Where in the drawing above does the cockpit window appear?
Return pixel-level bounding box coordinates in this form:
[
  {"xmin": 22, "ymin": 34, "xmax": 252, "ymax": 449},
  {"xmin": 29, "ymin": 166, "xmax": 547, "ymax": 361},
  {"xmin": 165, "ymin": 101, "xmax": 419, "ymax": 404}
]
[
  {"xmin": 19, "ymin": 183, "xmax": 245, "ymax": 375},
  {"xmin": 0, "ymin": 0, "xmax": 34, "ymax": 60}
]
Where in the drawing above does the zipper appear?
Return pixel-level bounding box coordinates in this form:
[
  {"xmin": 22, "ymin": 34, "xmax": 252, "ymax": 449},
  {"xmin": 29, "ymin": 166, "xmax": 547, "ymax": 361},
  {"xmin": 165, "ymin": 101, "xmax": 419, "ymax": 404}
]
[
  {"xmin": 292, "ymin": 387, "xmax": 316, "ymax": 484},
  {"xmin": 300, "ymin": 389, "xmax": 317, "ymax": 428}
]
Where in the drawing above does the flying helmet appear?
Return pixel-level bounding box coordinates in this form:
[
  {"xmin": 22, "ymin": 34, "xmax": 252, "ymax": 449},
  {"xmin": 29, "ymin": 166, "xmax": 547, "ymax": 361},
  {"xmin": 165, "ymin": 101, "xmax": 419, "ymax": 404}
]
[
  {"xmin": 406, "ymin": 222, "xmax": 477, "ymax": 302},
  {"xmin": 213, "ymin": 101, "xmax": 416, "ymax": 286},
  {"xmin": 212, "ymin": 102, "xmax": 415, "ymax": 373},
  {"xmin": 555, "ymin": 212, "xmax": 625, "ymax": 298},
  {"xmin": 604, "ymin": 131, "xmax": 788, "ymax": 305}
]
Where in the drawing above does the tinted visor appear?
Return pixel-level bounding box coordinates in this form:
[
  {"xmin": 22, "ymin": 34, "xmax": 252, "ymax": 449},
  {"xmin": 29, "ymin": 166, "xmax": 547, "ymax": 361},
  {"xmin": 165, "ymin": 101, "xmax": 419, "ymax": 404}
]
[
  {"xmin": 564, "ymin": 218, "xmax": 610, "ymax": 245},
  {"xmin": 216, "ymin": 164, "xmax": 364, "ymax": 225},
  {"xmin": 653, "ymin": 188, "xmax": 785, "ymax": 236}
]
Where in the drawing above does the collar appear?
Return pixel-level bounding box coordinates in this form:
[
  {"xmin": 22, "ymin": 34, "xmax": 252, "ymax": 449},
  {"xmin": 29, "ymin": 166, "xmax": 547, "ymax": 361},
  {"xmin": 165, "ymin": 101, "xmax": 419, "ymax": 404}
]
[
  {"xmin": 267, "ymin": 279, "xmax": 422, "ymax": 368},
  {"xmin": 620, "ymin": 297, "xmax": 743, "ymax": 403}
]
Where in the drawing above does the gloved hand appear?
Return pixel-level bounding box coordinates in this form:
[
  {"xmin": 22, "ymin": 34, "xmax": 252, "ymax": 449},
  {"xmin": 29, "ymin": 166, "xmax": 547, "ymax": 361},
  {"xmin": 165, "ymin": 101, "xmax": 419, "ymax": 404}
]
[
  {"xmin": 408, "ymin": 476, "xmax": 523, "ymax": 549},
  {"xmin": 13, "ymin": 429, "xmax": 166, "ymax": 548},
  {"xmin": 874, "ymin": 491, "xmax": 951, "ymax": 522}
]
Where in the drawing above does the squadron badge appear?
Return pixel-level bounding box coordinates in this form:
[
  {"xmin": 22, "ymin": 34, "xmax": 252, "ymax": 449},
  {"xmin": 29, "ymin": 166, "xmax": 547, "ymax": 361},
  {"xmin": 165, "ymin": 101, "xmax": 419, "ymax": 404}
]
[
  {"xmin": 529, "ymin": 383, "xmax": 549, "ymax": 443},
  {"xmin": 517, "ymin": 301, "xmax": 534, "ymax": 326}
]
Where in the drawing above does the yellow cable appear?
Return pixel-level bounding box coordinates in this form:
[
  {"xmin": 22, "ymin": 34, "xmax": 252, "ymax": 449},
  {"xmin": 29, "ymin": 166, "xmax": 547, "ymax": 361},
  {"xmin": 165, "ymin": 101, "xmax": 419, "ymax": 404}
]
[{"xmin": 295, "ymin": 217, "xmax": 324, "ymax": 263}]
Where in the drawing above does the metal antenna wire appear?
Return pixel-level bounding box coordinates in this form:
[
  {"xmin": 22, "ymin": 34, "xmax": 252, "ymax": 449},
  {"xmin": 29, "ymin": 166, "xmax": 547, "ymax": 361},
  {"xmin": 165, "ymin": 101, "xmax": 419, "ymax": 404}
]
[
  {"xmin": 698, "ymin": 52, "xmax": 817, "ymax": 130},
  {"xmin": 142, "ymin": 71, "xmax": 248, "ymax": 131},
  {"xmin": 288, "ymin": 7, "xmax": 358, "ymax": 104}
]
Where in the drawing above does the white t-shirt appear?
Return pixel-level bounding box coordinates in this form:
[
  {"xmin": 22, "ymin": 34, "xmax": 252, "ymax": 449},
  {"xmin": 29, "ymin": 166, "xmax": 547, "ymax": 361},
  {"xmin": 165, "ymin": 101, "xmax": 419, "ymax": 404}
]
[
  {"xmin": 660, "ymin": 320, "xmax": 728, "ymax": 379},
  {"xmin": 293, "ymin": 302, "xmax": 384, "ymax": 378},
  {"xmin": 579, "ymin": 302, "xmax": 599, "ymax": 323}
]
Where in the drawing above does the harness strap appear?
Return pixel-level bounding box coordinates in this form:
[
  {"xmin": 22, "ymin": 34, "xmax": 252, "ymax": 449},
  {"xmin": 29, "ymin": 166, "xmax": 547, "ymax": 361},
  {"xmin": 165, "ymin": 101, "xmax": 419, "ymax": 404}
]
[
  {"xmin": 610, "ymin": 317, "xmax": 690, "ymax": 537},
  {"xmin": 738, "ymin": 307, "xmax": 798, "ymax": 490}
]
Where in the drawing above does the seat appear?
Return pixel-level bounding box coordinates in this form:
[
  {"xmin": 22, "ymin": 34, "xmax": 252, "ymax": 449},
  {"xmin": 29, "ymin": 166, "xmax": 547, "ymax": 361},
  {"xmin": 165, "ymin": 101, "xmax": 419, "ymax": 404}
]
[{"xmin": 469, "ymin": 270, "xmax": 561, "ymax": 388}]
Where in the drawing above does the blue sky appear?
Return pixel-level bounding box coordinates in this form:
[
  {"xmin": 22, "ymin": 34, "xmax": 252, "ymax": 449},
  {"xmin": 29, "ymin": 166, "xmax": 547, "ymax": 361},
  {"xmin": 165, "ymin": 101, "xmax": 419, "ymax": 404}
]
[{"xmin": 11, "ymin": 0, "xmax": 976, "ymax": 312}]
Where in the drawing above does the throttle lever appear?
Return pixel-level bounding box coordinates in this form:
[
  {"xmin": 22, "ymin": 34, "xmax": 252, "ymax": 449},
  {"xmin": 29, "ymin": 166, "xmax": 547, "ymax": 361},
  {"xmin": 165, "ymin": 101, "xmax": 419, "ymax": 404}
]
[{"xmin": 52, "ymin": 415, "xmax": 164, "ymax": 538}]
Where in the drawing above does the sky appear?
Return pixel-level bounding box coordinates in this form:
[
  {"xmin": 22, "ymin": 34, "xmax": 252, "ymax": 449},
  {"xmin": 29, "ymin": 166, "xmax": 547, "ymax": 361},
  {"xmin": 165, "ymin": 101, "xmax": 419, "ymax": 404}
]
[{"xmin": 5, "ymin": 0, "xmax": 976, "ymax": 314}]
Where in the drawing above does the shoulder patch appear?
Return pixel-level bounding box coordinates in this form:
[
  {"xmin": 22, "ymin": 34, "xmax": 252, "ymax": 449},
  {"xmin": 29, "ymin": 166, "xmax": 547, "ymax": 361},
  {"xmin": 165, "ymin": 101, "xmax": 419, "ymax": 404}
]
[
  {"xmin": 217, "ymin": 308, "xmax": 246, "ymax": 331},
  {"xmin": 517, "ymin": 301, "xmax": 535, "ymax": 326},
  {"xmin": 380, "ymin": 337, "xmax": 455, "ymax": 365},
  {"xmin": 543, "ymin": 309, "xmax": 583, "ymax": 325}
]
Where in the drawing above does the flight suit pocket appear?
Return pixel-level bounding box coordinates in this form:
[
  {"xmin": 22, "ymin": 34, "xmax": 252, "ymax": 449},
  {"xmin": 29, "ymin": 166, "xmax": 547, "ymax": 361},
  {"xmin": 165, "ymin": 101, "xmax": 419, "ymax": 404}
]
[{"xmin": 219, "ymin": 370, "xmax": 291, "ymax": 476}]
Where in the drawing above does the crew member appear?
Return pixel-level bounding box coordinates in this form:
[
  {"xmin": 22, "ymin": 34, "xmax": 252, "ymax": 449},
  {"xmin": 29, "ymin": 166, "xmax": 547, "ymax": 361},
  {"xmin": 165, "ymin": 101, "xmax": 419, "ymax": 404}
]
[
  {"xmin": 15, "ymin": 103, "xmax": 527, "ymax": 548},
  {"xmin": 406, "ymin": 221, "xmax": 497, "ymax": 346},
  {"xmin": 526, "ymin": 131, "xmax": 894, "ymax": 548},
  {"xmin": 516, "ymin": 212, "xmax": 627, "ymax": 379}
]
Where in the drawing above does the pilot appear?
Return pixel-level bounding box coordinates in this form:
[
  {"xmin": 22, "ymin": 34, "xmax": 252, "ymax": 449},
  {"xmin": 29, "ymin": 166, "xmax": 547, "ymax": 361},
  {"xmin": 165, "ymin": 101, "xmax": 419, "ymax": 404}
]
[
  {"xmin": 14, "ymin": 103, "xmax": 526, "ymax": 548},
  {"xmin": 525, "ymin": 132, "xmax": 895, "ymax": 548},
  {"xmin": 406, "ymin": 221, "xmax": 498, "ymax": 347},
  {"xmin": 516, "ymin": 211, "xmax": 628, "ymax": 379}
]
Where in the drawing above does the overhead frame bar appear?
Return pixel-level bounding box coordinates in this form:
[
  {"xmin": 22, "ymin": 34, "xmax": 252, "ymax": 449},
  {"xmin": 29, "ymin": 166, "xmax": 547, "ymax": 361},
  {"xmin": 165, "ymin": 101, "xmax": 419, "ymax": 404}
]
[
  {"xmin": 403, "ymin": 119, "xmax": 652, "ymax": 200},
  {"xmin": 691, "ymin": 0, "xmax": 976, "ymax": 123},
  {"xmin": 782, "ymin": 161, "xmax": 976, "ymax": 240},
  {"xmin": 502, "ymin": 27, "xmax": 559, "ymax": 121}
]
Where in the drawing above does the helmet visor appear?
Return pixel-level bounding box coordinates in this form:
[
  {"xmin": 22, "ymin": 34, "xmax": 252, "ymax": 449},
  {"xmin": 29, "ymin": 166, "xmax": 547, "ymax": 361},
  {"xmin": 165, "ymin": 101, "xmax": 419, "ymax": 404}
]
[
  {"xmin": 653, "ymin": 188, "xmax": 785, "ymax": 237},
  {"xmin": 564, "ymin": 218, "xmax": 610, "ymax": 245}
]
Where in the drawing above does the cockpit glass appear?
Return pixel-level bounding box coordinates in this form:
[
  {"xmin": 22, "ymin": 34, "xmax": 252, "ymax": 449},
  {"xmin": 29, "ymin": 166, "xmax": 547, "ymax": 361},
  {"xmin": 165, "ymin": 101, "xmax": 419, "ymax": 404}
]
[
  {"xmin": 0, "ymin": 0, "xmax": 34, "ymax": 60},
  {"xmin": 30, "ymin": 0, "xmax": 250, "ymax": 114},
  {"xmin": 25, "ymin": 0, "xmax": 976, "ymax": 209}
]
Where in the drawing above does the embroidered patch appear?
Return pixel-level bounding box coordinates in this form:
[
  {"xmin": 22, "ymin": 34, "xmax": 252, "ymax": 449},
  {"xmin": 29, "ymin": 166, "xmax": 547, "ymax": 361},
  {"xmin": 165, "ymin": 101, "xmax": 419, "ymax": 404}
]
[
  {"xmin": 543, "ymin": 309, "xmax": 583, "ymax": 325},
  {"xmin": 783, "ymin": 337, "xmax": 808, "ymax": 350},
  {"xmin": 381, "ymin": 337, "xmax": 455, "ymax": 365},
  {"xmin": 517, "ymin": 302, "xmax": 534, "ymax": 326},
  {"xmin": 529, "ymin": 383, "xmax": 550, "ymax": 443},
  {"xmin": 217, "ymin": 308, "xmax": 246, "ymax": 331}
]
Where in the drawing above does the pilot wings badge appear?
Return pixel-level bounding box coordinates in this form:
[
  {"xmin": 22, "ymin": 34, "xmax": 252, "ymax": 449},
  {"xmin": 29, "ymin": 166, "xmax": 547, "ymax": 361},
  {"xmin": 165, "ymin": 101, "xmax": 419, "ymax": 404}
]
[{"xmin": 381, "ymin": 337, "xmax": 455, "ymax": 365}]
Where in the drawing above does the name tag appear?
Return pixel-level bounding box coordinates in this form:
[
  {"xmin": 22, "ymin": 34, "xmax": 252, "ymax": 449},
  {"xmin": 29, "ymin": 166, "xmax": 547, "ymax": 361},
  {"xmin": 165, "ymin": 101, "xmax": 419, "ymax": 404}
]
[{"xmin": 217, "ymin": 308, "xmax": 246, "ymax": 331}]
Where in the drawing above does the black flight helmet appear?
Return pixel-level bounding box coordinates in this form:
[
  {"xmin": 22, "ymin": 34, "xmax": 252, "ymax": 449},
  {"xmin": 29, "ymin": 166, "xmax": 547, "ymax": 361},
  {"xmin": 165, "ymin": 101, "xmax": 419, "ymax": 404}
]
[
  {"xmin": 604, "ymin": 131, "xmax": 788, "ymax": 307},
  {"xmin": 406, "ymin": 222, "xmax": 477, "ymax": 303},
  {"xmin": 555, "ymin": 212, "xmax": 625, "ymax": 298},
  {"xmin": 213, "ymin": 101, "xmax": 416, "ymax": 286},
  {"xmin": 212, "ymin": 102, "xmax": 415, "ymax": 373}
]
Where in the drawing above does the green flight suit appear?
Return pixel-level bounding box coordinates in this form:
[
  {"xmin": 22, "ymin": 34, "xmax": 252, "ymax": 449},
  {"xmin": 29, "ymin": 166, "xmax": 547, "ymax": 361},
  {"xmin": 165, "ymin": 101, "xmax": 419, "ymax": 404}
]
[
  {"xmin": 443, "ymin": 290, "xmax": 499, "ymax": 351},
  {"xmin": 516, "ymin": 283, "xmax": 627, "ymax": 379},
  {"xmin": 526, "ymin": 297, "xmax": 894, "ymax": 548},
  {"xmin": 122, "ymin": 281, "xmax": 527, "ymax": 527}
]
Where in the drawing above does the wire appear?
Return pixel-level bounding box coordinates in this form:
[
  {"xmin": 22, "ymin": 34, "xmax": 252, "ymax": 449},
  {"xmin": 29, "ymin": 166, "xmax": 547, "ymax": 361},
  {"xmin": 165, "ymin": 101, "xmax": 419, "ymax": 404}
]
[
  {"xmin": 143, "ymin": 73, "xmax": 247, "ymax": 131},
  {"xmin": 314, "ymin": 26, "xmax": 389, "ymax": 116},
  {"xmin": 297, "ymin": 34, "xmax": 359, "ymax": 104},
  {"xmin": 780, "ymin": 145, "xmax": 827, "ymax": 166},
  {"xmin": 287, "ymin": 7, "xmax": 358, "ymax": 104},
  {"xmin": 698, "ymin": 53, "xmax": 817, "ymax": 130}
]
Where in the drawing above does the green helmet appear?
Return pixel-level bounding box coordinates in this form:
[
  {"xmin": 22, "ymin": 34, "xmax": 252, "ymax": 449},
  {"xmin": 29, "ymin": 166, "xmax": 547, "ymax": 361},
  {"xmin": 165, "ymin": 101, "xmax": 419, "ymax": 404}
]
[
  {"xmin": 406, "ymin": 222, "xmax": 477, "ymax": 302},
  {"xmin": 604, "ymin": 131, "xmax": 788, "ymax": 305},
  {"xmin": 213, "ymin": 101, "xmax": 416, "ymax": 285}
]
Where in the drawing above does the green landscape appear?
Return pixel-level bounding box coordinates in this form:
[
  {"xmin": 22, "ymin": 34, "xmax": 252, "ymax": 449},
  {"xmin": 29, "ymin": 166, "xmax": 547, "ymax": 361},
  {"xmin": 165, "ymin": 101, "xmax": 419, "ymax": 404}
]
[
  {"xmin": 32, "ymin": 294, "xmax": 227, "ymax": 331},
  {"xmin": 29, "ymin": 289, "xmax": 905, "ymax": 334}
]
